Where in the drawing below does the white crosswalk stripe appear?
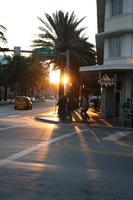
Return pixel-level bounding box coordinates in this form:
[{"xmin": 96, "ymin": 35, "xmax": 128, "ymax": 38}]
[{"xmin": 102, "ymin": 131, "xmax": 133, "ymax": 141}]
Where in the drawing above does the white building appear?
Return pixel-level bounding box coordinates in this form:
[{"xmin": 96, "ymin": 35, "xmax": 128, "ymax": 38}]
[{"xmin": 80, "ymin": 0, "xmax": 133, "ymax": 122}]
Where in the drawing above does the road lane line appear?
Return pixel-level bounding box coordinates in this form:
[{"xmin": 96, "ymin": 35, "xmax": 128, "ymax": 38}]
[
  {"xmin": 0, "ymin": 124, "xmax": 27, "ymax": 132},
  {"xmin": 0, "ymin": 112, "xmax": 16, "ymax": 116},
  {"xmin": 102, "ymin": 131, "xmax": 133, "ymax": 141},
  {"xmin": 0, "ymin": 128, "xmax": 88, "ymax": 167}
]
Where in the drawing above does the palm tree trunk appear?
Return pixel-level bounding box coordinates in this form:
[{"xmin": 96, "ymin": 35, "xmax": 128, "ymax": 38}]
[
  {"xmin": 4, "ymin": 86, "xmax": 7, "ymax": 101},
  {"xmin": 59, "ymin": 67, "xmax": 64, "ymax": 97}
]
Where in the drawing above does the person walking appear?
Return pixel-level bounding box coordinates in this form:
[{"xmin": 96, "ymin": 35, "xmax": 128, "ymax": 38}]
[
  {"xmin": 57, "ymin": 95, "xmax": 67, "ymax": 120},
  {"xmin": 81, "ymin": 94, "xmax": 89, "ymax": 122},
  {"xmin": 93, "ymin": 98, "xmax": 99, "ymax": 113}
]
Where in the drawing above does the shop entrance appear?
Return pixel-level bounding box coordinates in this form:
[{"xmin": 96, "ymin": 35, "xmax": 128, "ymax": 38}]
[{"xmin": 115, "ymin": 91, "xmax": 122, "ymax": 118}]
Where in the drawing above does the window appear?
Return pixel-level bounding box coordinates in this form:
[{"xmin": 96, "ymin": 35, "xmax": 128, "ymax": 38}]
[
  {"xmin": 111, "ymin": 0, "xmax": 123, "ymax": 17},
  {"xmin": 109, "ymin": 37, "xmax": 121, "ymax": 58}
]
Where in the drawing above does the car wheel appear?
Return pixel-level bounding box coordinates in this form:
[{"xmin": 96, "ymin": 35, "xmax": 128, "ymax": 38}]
[{"xmin": 14, "ymin": 106, "xmax": 17, "ymax": 110}]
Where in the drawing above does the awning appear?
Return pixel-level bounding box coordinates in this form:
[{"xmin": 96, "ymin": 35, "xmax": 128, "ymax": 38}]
[
  {"xmin": 79, "ymin": 64, "xmax": 133, "ymax": 72},
  {"xmin": 96, "ymin": 28, "xmax": 133, "ymax": 39}
]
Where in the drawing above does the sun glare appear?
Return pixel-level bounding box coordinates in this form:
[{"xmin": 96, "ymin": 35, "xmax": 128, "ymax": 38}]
[
  {"xmin": 62, "ymin": 75, "xmax": 68, "ymax": 85},
  {"xmin": 50, "ymin": 69, "xmax": 60, "ymax": 84}
]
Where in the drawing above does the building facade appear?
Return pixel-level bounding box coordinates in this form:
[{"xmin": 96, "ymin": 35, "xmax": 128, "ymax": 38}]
[{"xmin": 80, "ymin": 0, "xmax": 133, "ymax": 123}]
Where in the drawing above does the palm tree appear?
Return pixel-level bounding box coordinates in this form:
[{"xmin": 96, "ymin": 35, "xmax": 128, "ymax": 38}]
[
  {"xmin": 0, "ymin": 25, "xmax": 7, "ymax": 44},
  {"xmin": 3, "ymin": 55, "xmax": 48, "ymax": 97},
  {"xmin": 0, "ymin": 25, "xmax": 7, "ymax": 100},
  {"xmin": 33, "ymin": 10, "xmax": 96, "ymax": 107},
  {"xmin": 2, "ymin": 55, "xmax": 31, "ymax": 96}
]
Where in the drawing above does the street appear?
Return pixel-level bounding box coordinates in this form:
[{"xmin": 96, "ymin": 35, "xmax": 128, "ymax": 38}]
[{"xmin": 0, "ymin": 100, "xmax": 133, "ymax": 200}]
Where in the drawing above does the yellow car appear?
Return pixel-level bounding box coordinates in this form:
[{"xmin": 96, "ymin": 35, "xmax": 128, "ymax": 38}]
[{"xmin": 14, "ymin": 96, "xmax": 32, "ymax": 110}]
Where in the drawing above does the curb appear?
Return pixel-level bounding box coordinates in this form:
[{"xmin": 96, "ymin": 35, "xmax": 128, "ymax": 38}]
[
  {"xmin": 35, "ymin": 117, "xmax": 60, "ymax": 124},
  {"xmin": 35, "ymin": 116, "xmax": 133, "ymax": 131}
]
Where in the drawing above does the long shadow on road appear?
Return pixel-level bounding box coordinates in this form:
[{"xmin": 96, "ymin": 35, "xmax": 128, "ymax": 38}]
[{"xmin": 0, "ymin": 123, "xmax": 133, "ymax": 200}]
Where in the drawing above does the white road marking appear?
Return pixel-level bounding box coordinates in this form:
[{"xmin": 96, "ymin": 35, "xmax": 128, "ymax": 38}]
[
  {"xmin": 0, "ymin": 128, "xmax": 88, "ymax": 167},
  {"xmin": 102, "ymin": 131, "xmax": 133, "ymax": 141},
  {"xmin": 0, "ymin": 124, "xmax": 27, "ymax": 132},
  {"xmin": 0, "ymin": 112, "xmax": 16, "ymax": 116}
]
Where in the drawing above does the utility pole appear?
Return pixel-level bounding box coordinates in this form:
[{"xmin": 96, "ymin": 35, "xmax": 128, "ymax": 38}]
[
  {"xmin": 58, "ymin": 50, "xmax": 71, "ymax": 119},
  {"xmin": 65, "ymin": 50, "xmax": 72, "ymax": 120},
  {"xmin": 113, "ymin": 74, "xmax": 117, "ymax": 124}
]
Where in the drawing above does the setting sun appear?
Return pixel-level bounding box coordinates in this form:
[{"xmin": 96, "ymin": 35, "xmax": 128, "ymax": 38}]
[
  {"xmin": 62, "ymin": 75, "xmax": 68, "ymax": 85},
  {"xmin": 49, "ymin": 69, "xmax": 60, "ymax": 84}
]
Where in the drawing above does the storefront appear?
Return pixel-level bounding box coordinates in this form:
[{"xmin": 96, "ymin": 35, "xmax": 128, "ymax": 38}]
[{"xmin": 80, "ymin": 65, "xmax": 133, "ymax": 124}]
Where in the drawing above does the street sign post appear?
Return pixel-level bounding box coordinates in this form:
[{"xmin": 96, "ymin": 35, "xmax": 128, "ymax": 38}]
[{"xmin": 35, "ymin": 48, "xmax": 56, "ymax": 57}]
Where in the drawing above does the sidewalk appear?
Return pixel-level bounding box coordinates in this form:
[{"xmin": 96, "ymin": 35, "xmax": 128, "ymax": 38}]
[{"xmin": 35, "ymin": 108, "xmax": 126, "ymax": 129}]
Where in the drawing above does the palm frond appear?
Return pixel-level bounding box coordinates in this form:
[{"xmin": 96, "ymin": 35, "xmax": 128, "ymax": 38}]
[{"xmin": 32, "ymin": 10, "xmax": 96, "ymax": 68}]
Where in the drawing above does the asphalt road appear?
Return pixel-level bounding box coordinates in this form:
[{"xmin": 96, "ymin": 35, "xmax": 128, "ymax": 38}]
[{"xmin": 0, "ymin": 100, "xmax": 133, "ymax": 200}]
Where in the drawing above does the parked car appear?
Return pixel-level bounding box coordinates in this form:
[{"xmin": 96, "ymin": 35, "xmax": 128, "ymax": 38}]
[
  {"xmin": 39, "ymin": 96, "xmax": 46, "ymax": 101},
  {"xmin": 14, "ymin": 96, "xmax": 32, "ymax": 110},
  {"xmin": 49, "ymin": 95, "xmax": 55, "ymax": 99}
]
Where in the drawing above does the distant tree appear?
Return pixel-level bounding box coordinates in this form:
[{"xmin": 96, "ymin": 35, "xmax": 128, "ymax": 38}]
[
  {"xmin": 0, "ymin": 57, "xmax": 8, "ymax": 101},
  {"xmin": 33, "ymin": 10, "xmax": 96, "ymax": 107},
  {"xmin": 0, "ymin": 25, "xmax": 7, "ymax": 100},
  {"xmin": 29, "ymin": 56, "xmax": 49, "ymax": 96},
  {"xmin": 1, "ymin": 55, "xmax": 48, "ymax": 96}
]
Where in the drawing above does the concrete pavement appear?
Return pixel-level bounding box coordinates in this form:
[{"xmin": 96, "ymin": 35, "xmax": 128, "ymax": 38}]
[
  {"xmin": 0, "ymin": 101, "xmax": 133, "ymax": 199},
  {"xmin": 35, "ymin": 108, "xmax": 133, "ymax": 130}
]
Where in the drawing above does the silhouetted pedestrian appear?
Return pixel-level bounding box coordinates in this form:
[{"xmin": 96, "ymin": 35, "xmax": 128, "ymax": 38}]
[
  {"xmin": 81, "ymin": 94, "xmax": 89, "ymax": 122},
  {"xmin": 57, "ymin": 95, "xmax": 67, "ymax": 120},
  {"xmin": 66, "ymin": 94, "xmax": 72, "ymax": 121},
  {"xmin": 93, "ymin": 98, "xmax": 99, "ymax": 113}
]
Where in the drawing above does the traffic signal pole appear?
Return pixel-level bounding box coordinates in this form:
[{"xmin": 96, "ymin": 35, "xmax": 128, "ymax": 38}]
[{"xmin": 0, "ymin": 47, "xmax": 33, "ymax": 54}]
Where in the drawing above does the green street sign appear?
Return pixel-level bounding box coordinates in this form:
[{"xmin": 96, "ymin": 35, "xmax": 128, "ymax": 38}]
[{"xmin": 35, "ymin": 48, "xmax": 56, "ymax": 57}]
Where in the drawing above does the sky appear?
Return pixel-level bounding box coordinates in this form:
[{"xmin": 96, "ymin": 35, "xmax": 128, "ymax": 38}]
[{"xmin": 0, "ymin": 0, "xmax": 97, "ymax": 51}]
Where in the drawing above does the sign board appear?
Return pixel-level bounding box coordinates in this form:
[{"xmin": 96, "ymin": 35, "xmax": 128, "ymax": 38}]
[
  {"xmin": 98, "ymin": 74, "xmax": 114, "ymax": 87},
  {"xmin": 35, "ymin": 48, "xmax": 56, "ymax": 57},
  {"xmin": 14, "ymin": 46, "xmax": 21, "ymax": 55}
]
